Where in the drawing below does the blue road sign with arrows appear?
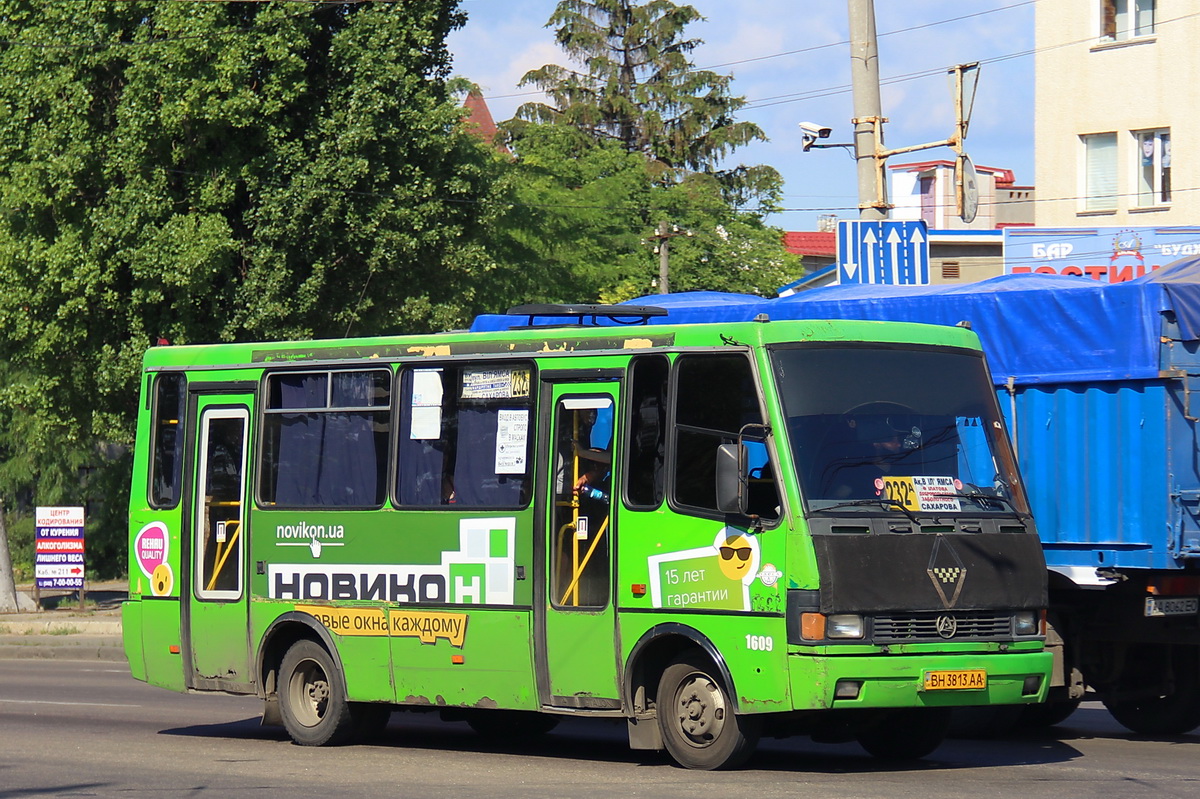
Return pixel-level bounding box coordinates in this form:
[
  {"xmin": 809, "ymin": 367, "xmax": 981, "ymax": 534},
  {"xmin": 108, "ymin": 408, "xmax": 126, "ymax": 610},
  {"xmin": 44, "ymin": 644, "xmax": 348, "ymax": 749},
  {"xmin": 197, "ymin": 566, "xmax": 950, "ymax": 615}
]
[{"xmin": 837, "ymin": 220, "xmax": 930, "ymax": 285}]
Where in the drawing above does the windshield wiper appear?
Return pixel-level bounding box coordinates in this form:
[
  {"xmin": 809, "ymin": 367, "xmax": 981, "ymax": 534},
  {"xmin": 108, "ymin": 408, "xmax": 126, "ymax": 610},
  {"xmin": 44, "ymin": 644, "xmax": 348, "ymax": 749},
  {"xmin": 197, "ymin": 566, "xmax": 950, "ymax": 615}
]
[
  {"xmin": 815, "ymin": 498, "xmax": 920, "ymax": 523},
  {"xmin": 946, "ymin": 491, "xmax": 1021, "ymax": 513}
]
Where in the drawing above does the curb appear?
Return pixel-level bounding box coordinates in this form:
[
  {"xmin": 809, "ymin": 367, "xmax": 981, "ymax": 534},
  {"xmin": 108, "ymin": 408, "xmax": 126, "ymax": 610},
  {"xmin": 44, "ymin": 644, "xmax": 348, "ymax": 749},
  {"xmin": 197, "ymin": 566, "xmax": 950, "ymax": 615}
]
[
  {"xmin": 0, "ymin": 619, "xmax": 122, "ymax": 636},
  {"xmin": 0, "ymin": 635, "xmax": 126, "ymax": 662}
]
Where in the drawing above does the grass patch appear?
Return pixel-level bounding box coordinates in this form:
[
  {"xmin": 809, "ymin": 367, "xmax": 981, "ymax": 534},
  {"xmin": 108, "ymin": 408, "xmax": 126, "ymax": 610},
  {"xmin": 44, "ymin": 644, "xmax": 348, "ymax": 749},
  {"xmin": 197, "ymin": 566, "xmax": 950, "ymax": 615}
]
[{"xmin": 46, "ymin": 625, "xmax": 83, "ymax": 636}]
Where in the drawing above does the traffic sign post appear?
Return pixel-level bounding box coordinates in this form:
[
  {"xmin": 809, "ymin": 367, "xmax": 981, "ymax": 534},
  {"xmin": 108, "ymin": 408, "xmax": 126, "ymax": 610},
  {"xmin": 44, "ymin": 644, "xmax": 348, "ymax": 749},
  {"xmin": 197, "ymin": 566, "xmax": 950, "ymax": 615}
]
[
  {"xmin": 35, "ymin": 506, "xmax": 86, "ymax": 606},
  {"xmin": 837, "ymin": 220, "xmax": 930, "ymax": 285}
]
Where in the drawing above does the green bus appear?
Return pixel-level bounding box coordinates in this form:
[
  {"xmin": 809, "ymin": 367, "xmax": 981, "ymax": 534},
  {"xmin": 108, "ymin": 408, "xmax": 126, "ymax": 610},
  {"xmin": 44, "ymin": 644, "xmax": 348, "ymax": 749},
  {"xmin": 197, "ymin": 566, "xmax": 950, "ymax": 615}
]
[{"xmin": 123, "ymin": 304, "xmax": 1051, "ymax": 769}]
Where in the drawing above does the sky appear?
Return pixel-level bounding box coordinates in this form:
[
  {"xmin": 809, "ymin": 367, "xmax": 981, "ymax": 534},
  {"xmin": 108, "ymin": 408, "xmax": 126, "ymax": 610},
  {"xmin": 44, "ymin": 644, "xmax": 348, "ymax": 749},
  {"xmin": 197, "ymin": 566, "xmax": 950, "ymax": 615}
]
[{"xmin": 447, "ymin": 0, "xmax": 1036, "ymax": 232}]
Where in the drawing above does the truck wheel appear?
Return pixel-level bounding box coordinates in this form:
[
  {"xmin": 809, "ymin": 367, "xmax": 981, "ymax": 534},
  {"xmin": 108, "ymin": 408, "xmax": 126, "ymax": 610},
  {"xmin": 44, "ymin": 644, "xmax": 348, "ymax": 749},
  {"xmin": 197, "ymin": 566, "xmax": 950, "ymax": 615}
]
[
  {"xmin": 279, "ymin": 639, "xmax": 356, "ymax": 746},
  {"xmin": 657, "ymin": 654, "xmax": 759, "ymax": 770},
  {"xmin": 1104, "ymin": 693, "xmax": 1200, "ymax": 735},
  {"xmin": 855, "ymin": 708, "xmax": 951, "ymax": 760},
  {"xmin": 1103, "ymin": 648, "xmax": 1200, "ymax": 735}
]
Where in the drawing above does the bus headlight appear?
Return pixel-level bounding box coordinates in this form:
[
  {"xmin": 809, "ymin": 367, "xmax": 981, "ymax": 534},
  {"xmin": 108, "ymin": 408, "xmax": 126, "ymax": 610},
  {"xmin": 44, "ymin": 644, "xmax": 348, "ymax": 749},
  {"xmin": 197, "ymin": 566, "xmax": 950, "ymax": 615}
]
[
  {"xmin": 1014, "ymin": 610, "xmax": 1039, "ymax": 636},
  {"xmin": 827, "ymin": 614, "xmax": 865, "ymax": 639}
]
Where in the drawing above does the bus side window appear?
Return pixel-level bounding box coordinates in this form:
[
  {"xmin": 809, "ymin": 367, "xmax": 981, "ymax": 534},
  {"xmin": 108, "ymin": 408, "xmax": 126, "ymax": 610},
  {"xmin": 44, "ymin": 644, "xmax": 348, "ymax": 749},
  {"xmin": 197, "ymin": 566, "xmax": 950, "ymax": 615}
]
[
  {"xmin": 625, "ymin": 355, "xmax": 668, "ymax": 508},
  {"xmin": 396, "ymin": 363, "xmax": 534, "ymax": 509},
  {"xmin": 397, "ymin": 368, "xmax": 450, "ymax": 506},
  {"xmin": 743, "ymin": 439, "xmax": 781, "ymax": 519},
  {"xmin": 453, "ymin": 364, "xmax": 533, "ymax": 507},
  {"xmin": 259, "ymin": 369, "xmax": 391, "ymax": 508},
  {"xmin": 672, "ymin": 354, "xmax": 778, "ymax": 521},
  {"xmin": 149, "ymin": 372, "xmax": 186, "ymax": 509}
]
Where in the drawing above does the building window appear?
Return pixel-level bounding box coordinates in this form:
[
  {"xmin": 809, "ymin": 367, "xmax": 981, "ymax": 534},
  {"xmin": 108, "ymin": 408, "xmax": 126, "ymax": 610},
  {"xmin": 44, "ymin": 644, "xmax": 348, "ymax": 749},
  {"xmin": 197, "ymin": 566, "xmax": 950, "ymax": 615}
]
[
  {"xmin": 1135, "ymin": 129, "xmax": 1171, "ymax": 206},
  {"xmin": 1083, "ymin": 132, "xmax": 1118, "ymax": 212},
  {"xmin": 1101, "ymin": 0, "xmax": 1155, "ymax": 42}
]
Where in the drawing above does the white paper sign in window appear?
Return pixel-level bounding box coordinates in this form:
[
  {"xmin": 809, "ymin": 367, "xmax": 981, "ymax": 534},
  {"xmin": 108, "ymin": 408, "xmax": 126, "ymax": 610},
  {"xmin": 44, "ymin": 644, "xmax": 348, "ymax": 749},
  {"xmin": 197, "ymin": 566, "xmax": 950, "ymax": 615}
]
[
  {"xmin": 410, "ymin": 369, "xmax": 443, "ymax": 440},
  {"xmin": 495, "ymin": 409, "xmax": 529, "ymax": 474}
]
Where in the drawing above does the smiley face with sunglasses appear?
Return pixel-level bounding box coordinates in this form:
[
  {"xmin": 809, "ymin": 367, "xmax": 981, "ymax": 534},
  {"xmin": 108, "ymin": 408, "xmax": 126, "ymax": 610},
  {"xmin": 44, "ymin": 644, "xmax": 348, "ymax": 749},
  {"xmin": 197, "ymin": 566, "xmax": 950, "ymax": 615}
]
[{"xmin": 715, "ymin": 531, "xmax": 758, "ymax": 583}]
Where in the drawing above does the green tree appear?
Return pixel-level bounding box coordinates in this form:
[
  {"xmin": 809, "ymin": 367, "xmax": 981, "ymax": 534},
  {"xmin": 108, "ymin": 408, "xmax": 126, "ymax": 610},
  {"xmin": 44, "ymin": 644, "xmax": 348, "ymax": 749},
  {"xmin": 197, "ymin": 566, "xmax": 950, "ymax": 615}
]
[
  {"xmin": 605, "ymin": 171, "xmax": 802, "ymax": 301},
  {"xmin": 485, "ymin": 123, "xmax": 652, "ymax": 303},
  {"xmin": 0, "ymin": 0, "xmax": 502, "ymax": 576},
  {"xmin": 497, "ymin": 0, "xmax": 801, "ymax": 302},
  {"xmin": 517, "ymin": 0, "xmax": 779, "ymax": 202},
  {"xmin": 493, "ymin": 120, "xmax": 800, "ymax": 303}
]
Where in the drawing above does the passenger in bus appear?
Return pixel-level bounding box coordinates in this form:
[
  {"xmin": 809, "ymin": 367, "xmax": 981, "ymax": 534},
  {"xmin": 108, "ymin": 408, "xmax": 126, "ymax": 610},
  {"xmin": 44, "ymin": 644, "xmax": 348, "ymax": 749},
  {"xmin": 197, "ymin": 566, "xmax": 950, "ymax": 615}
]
[{"xmin": 571, "ymin": 406, "xmax": 613, "ymax": 503}]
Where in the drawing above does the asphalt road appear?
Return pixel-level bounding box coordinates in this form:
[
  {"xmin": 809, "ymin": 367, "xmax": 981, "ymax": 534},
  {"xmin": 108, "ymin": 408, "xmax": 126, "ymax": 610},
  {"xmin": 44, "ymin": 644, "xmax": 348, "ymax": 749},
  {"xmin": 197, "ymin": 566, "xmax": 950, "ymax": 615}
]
[{"xmin": 3, "ymin": 660, "xmax": 1200, "ymax": 799}]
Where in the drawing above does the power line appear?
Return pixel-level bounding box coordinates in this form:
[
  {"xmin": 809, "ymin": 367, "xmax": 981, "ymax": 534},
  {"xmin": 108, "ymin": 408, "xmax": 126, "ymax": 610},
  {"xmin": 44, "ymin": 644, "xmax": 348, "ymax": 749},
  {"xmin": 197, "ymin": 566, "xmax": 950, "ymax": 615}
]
[
  {"xmin": 743, "ymin": 8, "xmax": 1200, "ymax": 110},
  {"xmin": 697, "ymin": 0, "xmax": 1038, "ymax": 71},
  {"xmin": 477, "ymin": 1, "xmax": 1038, "ymax": 103}
]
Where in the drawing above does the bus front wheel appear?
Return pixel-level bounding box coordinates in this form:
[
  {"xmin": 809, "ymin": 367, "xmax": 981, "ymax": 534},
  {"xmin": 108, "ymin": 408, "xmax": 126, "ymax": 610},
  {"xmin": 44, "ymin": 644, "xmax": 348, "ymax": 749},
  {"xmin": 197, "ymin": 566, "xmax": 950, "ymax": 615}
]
[
  {"xmin": 279, "ymin": 639, "xmax": 356, "ymax": 746},
  {"xmin": 656, "ymin": 654, "xmax": 759, "ymax": 770}
]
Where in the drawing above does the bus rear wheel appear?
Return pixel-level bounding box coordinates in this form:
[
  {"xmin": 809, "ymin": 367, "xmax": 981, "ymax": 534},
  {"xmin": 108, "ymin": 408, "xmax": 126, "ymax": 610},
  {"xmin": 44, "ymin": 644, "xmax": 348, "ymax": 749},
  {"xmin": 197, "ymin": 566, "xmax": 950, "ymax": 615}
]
[
  {"xmin": 657, "ymin": 654, "xmax": 759, "ymax": 770},
  {"xmin": 279, "ymin": 639, "xmax": 356, "ymax": 746}
]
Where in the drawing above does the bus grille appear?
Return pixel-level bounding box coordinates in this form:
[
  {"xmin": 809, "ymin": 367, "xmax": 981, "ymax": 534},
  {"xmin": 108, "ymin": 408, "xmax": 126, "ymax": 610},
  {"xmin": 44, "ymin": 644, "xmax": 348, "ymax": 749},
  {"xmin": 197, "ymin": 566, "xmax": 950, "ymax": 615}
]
[{"xmin": 872, "ymin": 612, "xmax": 1012, "ymax": 642}]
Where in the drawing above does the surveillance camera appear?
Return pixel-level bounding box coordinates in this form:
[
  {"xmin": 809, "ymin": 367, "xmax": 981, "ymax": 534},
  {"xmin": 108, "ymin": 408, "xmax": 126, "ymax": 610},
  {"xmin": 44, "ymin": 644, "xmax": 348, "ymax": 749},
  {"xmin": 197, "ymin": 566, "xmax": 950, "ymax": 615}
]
[{"xmin": 798, "ymin": 121, "xmax": 833, "ymax": 138}]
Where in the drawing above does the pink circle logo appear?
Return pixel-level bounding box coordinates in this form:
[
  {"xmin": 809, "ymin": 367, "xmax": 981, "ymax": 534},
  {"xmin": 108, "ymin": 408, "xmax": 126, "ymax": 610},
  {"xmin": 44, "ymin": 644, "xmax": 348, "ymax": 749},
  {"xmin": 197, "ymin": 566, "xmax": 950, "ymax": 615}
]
[{"xmin": 135, "ymin": 521, "xmax": 169, "ymax": 579}]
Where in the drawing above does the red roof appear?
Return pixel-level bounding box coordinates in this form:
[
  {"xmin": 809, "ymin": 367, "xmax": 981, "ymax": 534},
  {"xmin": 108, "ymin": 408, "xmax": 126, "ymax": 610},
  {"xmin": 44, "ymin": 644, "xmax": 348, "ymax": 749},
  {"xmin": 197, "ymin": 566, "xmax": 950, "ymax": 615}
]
[
  {"xmin": 783, "ymin": 231, "xmax": 836, "ymax": 257},
  {"xmin": 463, "ymin": 91, "xmax": 509, "ymax": 154},
  {"xmin": 888, "ymin": 159, "xmax": 1016, "ymax": 186}
]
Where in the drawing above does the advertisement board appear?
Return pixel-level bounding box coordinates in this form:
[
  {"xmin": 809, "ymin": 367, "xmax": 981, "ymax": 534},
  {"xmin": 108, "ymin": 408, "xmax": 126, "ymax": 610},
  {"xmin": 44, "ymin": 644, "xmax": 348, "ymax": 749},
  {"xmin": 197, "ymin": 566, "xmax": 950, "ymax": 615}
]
[
  {"xmin": 35, "ymin": 506, "xmax": 85, "ymax": 590},
  {"xmin": 1004, "ymin": 226, "xmax": 1200, "ymax": 283}
]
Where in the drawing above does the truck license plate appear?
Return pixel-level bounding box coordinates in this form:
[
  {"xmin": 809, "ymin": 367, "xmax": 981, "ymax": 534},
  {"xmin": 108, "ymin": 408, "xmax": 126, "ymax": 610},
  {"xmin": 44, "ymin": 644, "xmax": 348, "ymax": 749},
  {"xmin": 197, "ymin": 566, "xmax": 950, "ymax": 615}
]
[
  {"xmin": 1144, "ymin": 596, "xmax": 1199, "ymax": 617},
  {"xmin": 923, "ymin": 669, "xmax": 987, "ymax": 691}
]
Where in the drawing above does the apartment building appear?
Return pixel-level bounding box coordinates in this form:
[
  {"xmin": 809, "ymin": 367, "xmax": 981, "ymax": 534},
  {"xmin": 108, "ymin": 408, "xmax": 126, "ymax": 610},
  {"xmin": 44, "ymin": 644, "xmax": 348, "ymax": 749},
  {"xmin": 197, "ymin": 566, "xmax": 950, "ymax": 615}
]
[{"xmin": 1035, "ymin": 1, "xmax": 1198, "ymax": 225}]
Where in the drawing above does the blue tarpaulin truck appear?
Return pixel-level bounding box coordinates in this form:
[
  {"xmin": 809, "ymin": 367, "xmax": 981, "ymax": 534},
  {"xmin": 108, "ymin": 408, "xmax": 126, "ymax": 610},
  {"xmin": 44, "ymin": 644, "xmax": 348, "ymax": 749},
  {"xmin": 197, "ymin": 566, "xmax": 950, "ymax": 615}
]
[{"xmin": 476, "ymin": 257, "xmax": 1200, "ymax": 733}]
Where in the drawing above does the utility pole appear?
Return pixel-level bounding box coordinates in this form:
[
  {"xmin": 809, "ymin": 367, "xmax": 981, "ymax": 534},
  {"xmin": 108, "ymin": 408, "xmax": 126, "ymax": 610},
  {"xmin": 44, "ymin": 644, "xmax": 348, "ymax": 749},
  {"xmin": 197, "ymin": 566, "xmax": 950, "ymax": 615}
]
[
  {"xmin": 648, "ymin": 221, "xmax": 692, "ymax": 295},
  {"xmin": 845, "ymin": 0, "xmax": 979, "ymax": 223},
  {"xmin": 656, "ymin": 220, "xmax": 671, "ymax": 294},
  {"xmin": 848, "ymin": 0, "xmax": 887, "ymax": 220}
]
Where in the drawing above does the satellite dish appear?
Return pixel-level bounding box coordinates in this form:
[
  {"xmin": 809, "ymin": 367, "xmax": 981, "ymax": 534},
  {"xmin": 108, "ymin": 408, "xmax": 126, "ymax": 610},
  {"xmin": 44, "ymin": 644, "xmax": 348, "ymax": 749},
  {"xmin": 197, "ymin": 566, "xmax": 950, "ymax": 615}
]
[{"xmin": 957, "ymin": 154, "xmax": 979, "ymax": 224}]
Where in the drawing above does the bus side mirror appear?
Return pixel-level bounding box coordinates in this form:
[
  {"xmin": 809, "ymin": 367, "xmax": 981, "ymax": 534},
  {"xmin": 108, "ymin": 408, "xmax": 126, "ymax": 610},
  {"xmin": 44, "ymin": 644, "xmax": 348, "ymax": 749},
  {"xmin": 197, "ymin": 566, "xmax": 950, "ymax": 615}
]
[{"xmin": 715, "ymin": 443, "xmax": 746, "ymax": 514}]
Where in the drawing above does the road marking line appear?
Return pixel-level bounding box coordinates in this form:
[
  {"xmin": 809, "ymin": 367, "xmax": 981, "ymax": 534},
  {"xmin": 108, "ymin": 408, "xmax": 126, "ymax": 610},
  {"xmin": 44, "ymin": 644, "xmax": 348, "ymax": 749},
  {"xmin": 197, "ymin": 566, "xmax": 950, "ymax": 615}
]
[{"xmin": 0, "ymin": 699, "xmax": 141, "ymax": 708}]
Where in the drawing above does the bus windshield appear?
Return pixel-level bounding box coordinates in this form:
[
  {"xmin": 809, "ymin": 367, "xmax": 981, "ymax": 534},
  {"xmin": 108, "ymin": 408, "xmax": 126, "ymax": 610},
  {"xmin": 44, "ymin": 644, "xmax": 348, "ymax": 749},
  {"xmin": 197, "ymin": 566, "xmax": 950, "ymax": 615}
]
[{"xmin": 772, "ymin": 344, "xmax": 1029, "ymax": 516}]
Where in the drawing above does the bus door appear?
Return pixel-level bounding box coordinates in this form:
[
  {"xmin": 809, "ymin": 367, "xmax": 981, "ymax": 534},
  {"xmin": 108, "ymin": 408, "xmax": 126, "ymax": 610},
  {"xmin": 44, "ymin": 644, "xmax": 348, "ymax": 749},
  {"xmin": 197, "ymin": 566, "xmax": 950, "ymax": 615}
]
[
  {"xmin": 537, "ymin": 379, "xmax": 621, "ymax": 708},
  {"xmin": 182, "ymin": 390, "xmax": 254, "ymax": 691}
]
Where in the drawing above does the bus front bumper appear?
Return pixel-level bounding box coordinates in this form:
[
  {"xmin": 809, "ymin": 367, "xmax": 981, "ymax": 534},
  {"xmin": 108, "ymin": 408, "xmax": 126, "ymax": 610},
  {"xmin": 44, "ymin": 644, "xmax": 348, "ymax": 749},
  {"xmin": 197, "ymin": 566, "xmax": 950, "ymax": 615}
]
[{"xmin": 788, "ymin": 650, "xmax": 1053, "ymax": 711}]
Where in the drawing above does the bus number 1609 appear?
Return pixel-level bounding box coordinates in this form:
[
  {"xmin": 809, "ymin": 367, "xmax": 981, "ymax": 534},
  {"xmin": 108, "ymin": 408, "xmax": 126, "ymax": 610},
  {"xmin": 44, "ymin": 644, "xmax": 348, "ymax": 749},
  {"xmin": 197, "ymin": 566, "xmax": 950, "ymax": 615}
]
[{"xmin": 746, "ymin": 634, "xmax": 774, "ymax": 651}]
